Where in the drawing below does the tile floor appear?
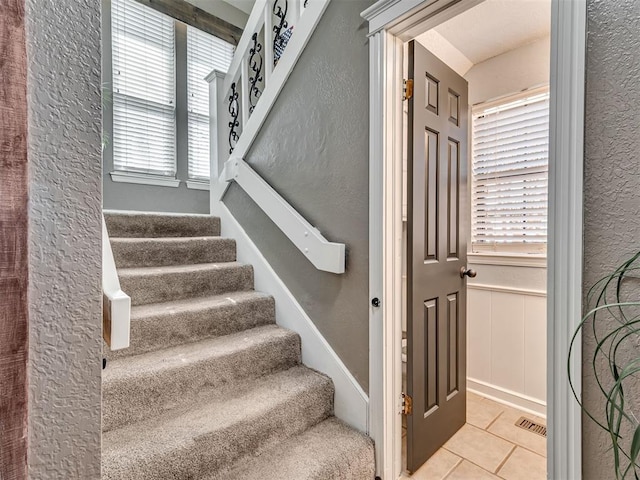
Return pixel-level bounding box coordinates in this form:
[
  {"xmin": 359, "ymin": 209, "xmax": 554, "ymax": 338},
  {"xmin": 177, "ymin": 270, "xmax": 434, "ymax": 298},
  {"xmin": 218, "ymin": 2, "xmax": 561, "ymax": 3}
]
[{"xmin": 403, "ymin": 392, "xmax": 547, "ymax": 480}]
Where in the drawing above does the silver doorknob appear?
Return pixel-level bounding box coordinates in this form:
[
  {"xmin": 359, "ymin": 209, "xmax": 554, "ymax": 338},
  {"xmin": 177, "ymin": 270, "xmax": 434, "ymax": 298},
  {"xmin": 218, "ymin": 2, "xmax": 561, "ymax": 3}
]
[{"xmin": 460, "ymin": 267, "xmax": 477, "ymax": 278}]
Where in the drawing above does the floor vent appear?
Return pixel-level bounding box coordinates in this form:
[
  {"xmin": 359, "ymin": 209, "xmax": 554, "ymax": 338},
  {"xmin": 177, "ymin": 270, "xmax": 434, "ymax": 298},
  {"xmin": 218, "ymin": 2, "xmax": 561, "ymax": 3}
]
[{"xmin": 515, "ymin": 417, "xmax": 547, "ymax": 437}]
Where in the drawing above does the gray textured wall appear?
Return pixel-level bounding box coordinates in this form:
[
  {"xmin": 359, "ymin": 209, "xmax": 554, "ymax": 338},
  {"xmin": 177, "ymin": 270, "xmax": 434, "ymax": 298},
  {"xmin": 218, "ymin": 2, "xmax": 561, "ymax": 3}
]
[
  {"xmin": 224, "ymin": 0, "xmax": 372, "ymax": 391},
  {"xmin": 583, "ymin": 0, "xmax": 640, "ymax": 478},
  {"xmin": 26, "ymin": 0, "xmax": 103, "ymax": 477}
]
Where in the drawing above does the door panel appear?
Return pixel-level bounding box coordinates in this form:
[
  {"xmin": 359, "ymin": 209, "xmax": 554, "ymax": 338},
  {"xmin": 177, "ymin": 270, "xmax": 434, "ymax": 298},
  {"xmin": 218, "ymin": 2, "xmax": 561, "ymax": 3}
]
[{"xmin": 406, "ymin": 40, "xmax": 469, "ymax": 473}]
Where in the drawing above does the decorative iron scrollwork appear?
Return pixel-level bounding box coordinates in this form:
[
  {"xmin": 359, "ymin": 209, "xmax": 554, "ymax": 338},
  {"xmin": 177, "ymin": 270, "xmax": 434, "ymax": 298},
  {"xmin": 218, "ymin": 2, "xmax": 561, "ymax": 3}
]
[
  {"xmin": 228, "ymin": 82, "xmax": 240, "ymax": 154},
  {"xmin": 273, "ymin": 0, "xmax": 289, "ymax": 53},
  {"xmin": 248, "ymin": 32, "xmax": 263, "ymax": 113}
]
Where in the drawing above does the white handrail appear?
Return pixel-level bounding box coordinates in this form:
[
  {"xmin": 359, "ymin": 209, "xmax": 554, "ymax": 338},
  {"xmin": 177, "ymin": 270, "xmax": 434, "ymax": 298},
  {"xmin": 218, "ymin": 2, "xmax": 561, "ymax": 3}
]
[
  {"xmin": 227, "ymin": 0, "xmax": 330, "ymax": 160},
  {"xmin": 222, "ymin": 0, "xmax": 314, "ymax": 98},
  {"xmin": 218, "ymin": 157, "xmax": 345, "ymax": 274},
  {"xmin": 208, "ymin": 0, "xmax": 339, "ymax": 273},
  {"xmin": 102, "ymin": 215, "xmax": 130, "ymax": 350}
]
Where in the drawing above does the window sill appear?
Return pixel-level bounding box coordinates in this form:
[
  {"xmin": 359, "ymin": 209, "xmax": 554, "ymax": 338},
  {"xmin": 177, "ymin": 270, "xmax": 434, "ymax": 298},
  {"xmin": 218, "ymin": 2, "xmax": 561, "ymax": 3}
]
[
  {"xmin": 186, "ymin": 180, "xmax": 210, "ymax": 191},
  {"xmin": 467, "ymin": 252, "xmax": 547, "ymax": 268},
  {"xmin": 110, "ymin": 171, "xmax": 180, "ymax": 188}
]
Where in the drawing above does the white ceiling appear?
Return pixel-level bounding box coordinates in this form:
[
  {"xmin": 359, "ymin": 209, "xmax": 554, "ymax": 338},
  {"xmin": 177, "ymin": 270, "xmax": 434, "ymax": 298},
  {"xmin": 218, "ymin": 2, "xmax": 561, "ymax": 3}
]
[
  {"xmin": 417, "ymin": 0, "xmax": 550, "ymax": 69},
  {"xmin": 184, "ymin": 0, "xmax": 255, "ymax": 28},
  {"xmin": 221, "ymin": 0, "xmax": 255, "ymax": 14}
]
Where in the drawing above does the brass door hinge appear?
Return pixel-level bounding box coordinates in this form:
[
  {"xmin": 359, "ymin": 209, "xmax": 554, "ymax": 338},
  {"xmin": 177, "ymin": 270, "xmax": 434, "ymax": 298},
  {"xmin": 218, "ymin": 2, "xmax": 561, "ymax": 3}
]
[
  {"xmin": 402, "ymin": 392, "xmax": 413, "ymax": 415},
  {"xmin": 403, "ymin": 79, "xmax": 414, "ymax": 100}
]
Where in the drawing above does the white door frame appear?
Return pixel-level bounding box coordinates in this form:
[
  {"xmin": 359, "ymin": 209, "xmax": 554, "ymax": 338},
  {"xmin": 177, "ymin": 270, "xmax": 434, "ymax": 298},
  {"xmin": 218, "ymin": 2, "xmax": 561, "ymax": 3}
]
[{"xmin": 362, "ymin": 1, "xmax": 586, "ymax": 479}]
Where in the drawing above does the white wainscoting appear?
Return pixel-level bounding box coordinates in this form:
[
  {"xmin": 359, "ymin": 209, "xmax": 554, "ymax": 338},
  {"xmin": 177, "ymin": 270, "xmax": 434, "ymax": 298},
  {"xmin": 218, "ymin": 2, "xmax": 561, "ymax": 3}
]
[{"xmin": 467, "ymin": 281, "xmax": 547, "ymax": 417}]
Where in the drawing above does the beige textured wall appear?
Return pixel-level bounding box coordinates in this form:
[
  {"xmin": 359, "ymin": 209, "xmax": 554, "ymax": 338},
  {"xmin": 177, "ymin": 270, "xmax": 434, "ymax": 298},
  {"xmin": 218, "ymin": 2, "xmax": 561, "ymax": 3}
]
[{"xmin": 583, "ymin": 0, "xmax": 640, "ymax": 478}]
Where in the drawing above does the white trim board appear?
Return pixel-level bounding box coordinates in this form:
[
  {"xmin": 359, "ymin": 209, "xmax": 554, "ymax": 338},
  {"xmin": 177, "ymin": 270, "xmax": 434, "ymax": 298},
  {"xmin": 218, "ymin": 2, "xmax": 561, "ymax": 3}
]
[
  {"xmin": 363, "ymin": 0, "xmax": 585, "ymax": 478},
  {"xmin": 210, "ymin": 200, "xmax": 369, "ymax": 433},
  {"xmin": 467, "ymin": 284, "xmax": 547, "ymax": 298},
  {"xmin": 468, "ymin": 378, "xmax": 547, "ymax": 418},
  {"xmin": 186, "ymin": 180, "xmax": 210, "ymax": 191},
  {"xmin": 547, "ymin": 0, "xmax": 585, "ymax": 476},
  {"xmin": 110, "ymin": 171, "xmax": 180, "ymax": 188},
  {"xmin": 467, "ymin": 253, "xmax": 547, "ymax": 269}
]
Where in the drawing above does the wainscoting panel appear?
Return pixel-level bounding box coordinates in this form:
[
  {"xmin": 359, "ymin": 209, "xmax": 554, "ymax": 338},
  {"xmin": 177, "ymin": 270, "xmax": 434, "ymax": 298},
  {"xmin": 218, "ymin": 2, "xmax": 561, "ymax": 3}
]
[
  {"xmin": 524, "ymin": 295, "xmax": 547, "ymax": 401},
  {"xmin": 467, "ymin": 285, "xmax": 547, "ymax": 416}
]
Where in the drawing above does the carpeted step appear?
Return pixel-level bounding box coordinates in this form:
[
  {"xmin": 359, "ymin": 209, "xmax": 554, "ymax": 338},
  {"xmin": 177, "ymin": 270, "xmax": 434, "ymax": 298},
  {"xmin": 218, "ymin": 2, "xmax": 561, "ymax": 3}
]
[
  {"xmin": 118, "ymin": 262, "xmax": 253, "ymax": 306},
  {"xmin": 214, "ymin": 417, "xmax": 376, "ymax": 480},
  {"xmin": 106, "ymin": 291, "xmax": 275, "ymax": 360},
  {"xmin": 101, "ymin": 366, "xmax": 334, "ymax": 480},
  {"xmin": 103, "ymin": 325, "xmax": 300, "ymax": 432},
  {"xmin": 104, "ymin": 210, "xmax": 220, "ymax": 238},
  {"xmin": 111, "ymin": 236, "xmax": 236, "ymax": 268}
]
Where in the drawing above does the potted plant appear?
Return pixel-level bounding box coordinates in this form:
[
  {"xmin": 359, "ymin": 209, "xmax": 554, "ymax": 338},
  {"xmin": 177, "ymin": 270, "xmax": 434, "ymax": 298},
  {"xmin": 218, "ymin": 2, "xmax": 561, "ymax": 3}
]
[{"xmin": 569, "ymin": 251, "xmax": 640, "ymax": 479}]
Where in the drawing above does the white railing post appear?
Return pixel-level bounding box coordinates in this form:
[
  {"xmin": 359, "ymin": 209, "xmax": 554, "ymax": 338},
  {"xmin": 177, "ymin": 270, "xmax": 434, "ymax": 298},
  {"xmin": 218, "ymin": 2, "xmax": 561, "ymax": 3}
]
[
  {"xmin": 102, "ymin": 215, "xmax": 131, "ymax": 350},
  {"xmin": 290, "ymin": 0, "xmax": 299, "ymax": 27},
  {"xmin": 264, "ymin": 1, "xmax": 274, "ymax": 82},
  {"xmin": 241, "ymin": 56, "xmax": 250, "ymax": 126},
  {"xmin": 207, "ymin": 69, "xmax": 227, "ymax": 179}
]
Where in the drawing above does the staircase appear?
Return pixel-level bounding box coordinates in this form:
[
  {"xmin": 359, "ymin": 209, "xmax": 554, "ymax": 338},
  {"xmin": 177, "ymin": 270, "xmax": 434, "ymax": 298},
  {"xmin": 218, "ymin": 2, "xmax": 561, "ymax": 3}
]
[{"xmin": 101, "ymin": 211, "xmax": 375, "ymax": 479}]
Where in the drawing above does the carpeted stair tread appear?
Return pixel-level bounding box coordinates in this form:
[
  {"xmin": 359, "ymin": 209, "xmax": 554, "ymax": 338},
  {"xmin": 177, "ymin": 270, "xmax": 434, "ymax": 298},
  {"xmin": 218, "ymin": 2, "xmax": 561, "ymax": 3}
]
[
  {"xmin": 101, "ymin": 366, "xmax": 334, "ymax": 480},
  {"xmin": 104, "ymin": 210, "xmax": 220, "ymax": 238},
  {"xmin": 118, "ymin": 262, "xmax": 254, "ymax": 306},
  {"xmin": 111, "ymin": 236, "xmax": 236, "ymax": 268},
  {"xmin": 103, "ymin": 325, "xmax": 300, "ymax": 431},
  {"xmin": 214, "ymin": 417, "xmax": 375, "ymax": 480},
  {"xmin": 102, "ymin": 209, "xmax": 376, "ymax": 478},
  {"xmin": 106, "ymin": 291, "xmax": 275, "ymax": 360}
]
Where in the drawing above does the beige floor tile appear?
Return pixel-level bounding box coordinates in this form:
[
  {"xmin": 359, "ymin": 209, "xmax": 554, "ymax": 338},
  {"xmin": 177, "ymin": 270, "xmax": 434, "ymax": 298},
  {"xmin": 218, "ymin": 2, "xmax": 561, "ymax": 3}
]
[
  {"xmin": 443, "ymin": 424, "xmax": 515, "ymax": 473},
  {"xmin": 497, "ymin": 447, "xmax": 546, "ymax": 480},
  {"xmin": 487, "ymin": 411, "xmax": 546, "ymax": 457},
  {"xmin": 446, "ymin": 460, "xmax": 500, "ymax": 479},
  {"xmin": 493, "ymin": 402, "xmax": 545, "ymax": 426},
  {"xmin": 410, "ymin": 448, "xmax": 462, "ymax": 480},
  {"xmin": 467, "ymin": 394, "xmax": 504, "ymax": 430},
  {"xmin": 467, "ymin": 391, "xmax": 485, "ymax": 403}
]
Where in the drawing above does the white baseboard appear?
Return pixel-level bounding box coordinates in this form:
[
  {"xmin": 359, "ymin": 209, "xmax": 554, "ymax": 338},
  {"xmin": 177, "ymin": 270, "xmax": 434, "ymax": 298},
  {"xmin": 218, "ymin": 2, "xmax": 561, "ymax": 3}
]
[
  {"xmin": 468, "ymin": 377, "xmax": 547, "ymax": 418},
  {"xmin": 212, "ymin": 200, "xmax": 369, "ymax": 433}
]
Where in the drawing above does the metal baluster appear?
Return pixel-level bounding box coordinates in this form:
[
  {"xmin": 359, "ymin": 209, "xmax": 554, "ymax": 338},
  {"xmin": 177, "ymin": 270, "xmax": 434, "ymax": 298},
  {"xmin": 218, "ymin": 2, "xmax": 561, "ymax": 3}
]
[
  {"xmin": 248, "ymin": 32, "xmax": 263, "ymax": 113},
  {"xmin": 273, "ymin": 0, "xmax": 288, "ymax": 66},
  {"xmin": 228, "ymin": 82, "xmax": 240, "ymax": 154}
]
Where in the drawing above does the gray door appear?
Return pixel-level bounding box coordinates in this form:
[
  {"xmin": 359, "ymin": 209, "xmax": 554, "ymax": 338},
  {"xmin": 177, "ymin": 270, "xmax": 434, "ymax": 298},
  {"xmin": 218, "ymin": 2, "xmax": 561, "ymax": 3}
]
[{"xmin": 406, "ymin": 40, "xmax": 470, "ymax": 473}]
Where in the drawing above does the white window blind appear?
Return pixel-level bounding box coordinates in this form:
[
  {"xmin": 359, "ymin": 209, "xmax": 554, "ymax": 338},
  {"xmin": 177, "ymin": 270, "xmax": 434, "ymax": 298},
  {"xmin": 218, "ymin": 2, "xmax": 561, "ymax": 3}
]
[
  {"xmin": 472, "ymin": 91, "xmax": 550, "ymax": 250},
  {"xmin": 187, "ymin": 27, "xmax": 234, "ymax": 180},
  {"xmin": 112, "ymin": 0, "xmax": 176, "ymax": 176}
]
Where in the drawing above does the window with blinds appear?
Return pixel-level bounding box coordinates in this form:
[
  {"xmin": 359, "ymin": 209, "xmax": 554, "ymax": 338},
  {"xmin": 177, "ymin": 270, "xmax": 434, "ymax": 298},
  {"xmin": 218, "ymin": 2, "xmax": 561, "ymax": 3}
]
[
  {"xmin": 112, "ymin": 0, "xmax": 176, "ymax": 176},
  {"xmin": 187, "ymin": 27, "xmax": 234, "ymax": 180},
  {"xmin": 471, "ymin": 90, "xmax": 550, "ymax": 252}
]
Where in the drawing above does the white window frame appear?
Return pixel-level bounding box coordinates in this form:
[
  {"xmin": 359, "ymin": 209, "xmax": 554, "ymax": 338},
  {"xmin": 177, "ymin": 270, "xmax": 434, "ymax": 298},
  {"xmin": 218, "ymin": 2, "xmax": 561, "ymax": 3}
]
[
  {"xmin": 106, "ymin": 0, "xmax": 234, "ymax": 188},
  {"xmin": 111, "ymin": 0, "xmax": 177, "ymax": 180},
  {"xmin": 470, "ymin": 87, "xmax": 550, "ymax": 256}
]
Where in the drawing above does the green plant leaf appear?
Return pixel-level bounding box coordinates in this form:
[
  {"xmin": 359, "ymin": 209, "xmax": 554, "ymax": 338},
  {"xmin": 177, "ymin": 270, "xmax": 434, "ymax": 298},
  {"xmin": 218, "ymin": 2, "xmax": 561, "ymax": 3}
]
[{"xmin": 630, "ymin": 424, "xmax": 640, "ymax": 465}]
